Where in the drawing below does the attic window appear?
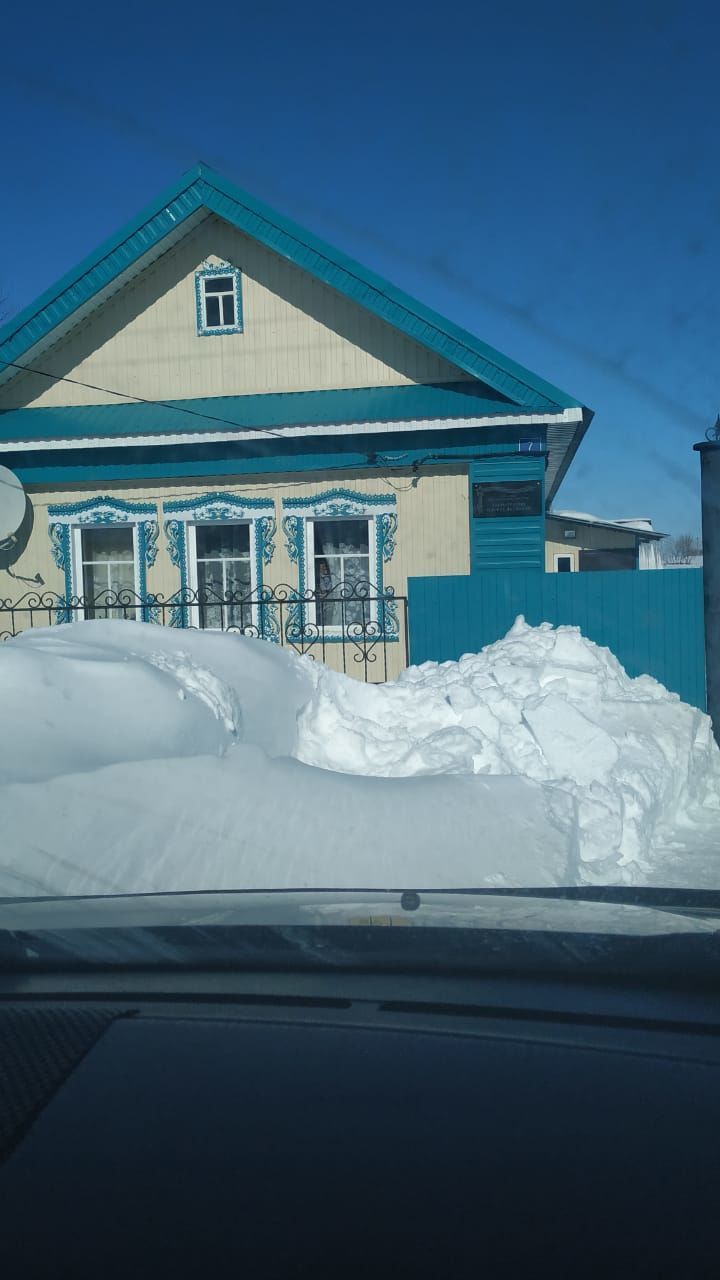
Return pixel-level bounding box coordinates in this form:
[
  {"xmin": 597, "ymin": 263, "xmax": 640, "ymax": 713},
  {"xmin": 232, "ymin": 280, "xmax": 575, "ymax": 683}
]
[{"xmin": 195, "ymin": 265, "xmax": 243, "ymax": 336}]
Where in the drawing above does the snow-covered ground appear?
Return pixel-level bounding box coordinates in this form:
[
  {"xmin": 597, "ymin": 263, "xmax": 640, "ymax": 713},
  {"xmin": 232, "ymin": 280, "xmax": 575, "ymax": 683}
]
[{"xmin": 1, "ymin": 617, "xmax": 719, "ymax": 896}]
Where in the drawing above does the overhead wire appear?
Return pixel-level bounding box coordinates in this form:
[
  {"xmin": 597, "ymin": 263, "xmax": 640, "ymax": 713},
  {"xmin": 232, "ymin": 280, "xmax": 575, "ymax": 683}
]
[
  {"xmin": 0, "ymin": 358, "xmax": 431, "ymax": 504},
  {"xmin": 0, "ymin": 358, "xmax": 285, "ymax": 442},
  {"xmin": 26, "ymin": 466, "xmax": 420, "ymax": 511}
]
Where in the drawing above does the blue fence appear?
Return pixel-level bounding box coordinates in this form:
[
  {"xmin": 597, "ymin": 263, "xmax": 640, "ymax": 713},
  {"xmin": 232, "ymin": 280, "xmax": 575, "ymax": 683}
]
[{"xmin": 407, "ymin": 568, "xmax": 706, "ymax": 710}]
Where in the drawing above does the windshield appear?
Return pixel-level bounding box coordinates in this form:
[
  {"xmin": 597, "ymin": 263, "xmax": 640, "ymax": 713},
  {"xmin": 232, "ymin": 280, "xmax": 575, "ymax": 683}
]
[{"xmin": 1, "ymin": 3, "xmax": 719, "ymax": 949}]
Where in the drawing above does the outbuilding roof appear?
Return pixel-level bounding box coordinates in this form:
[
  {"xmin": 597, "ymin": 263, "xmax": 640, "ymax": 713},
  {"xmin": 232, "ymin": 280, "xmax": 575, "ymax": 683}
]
[{"xmin": 548, "ymin": 509, "xmax": 666, "ymax": 539}]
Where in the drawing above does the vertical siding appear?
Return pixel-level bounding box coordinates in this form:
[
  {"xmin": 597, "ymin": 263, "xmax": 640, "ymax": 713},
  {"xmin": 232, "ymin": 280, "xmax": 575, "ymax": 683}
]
[
  {"xmin": 1, "ymin": 466, "xmax": 471, "ymax": 683},
  {"xmin": 407, "ymin": 569, "xmax": 706, "ymax": 709},
  {"xmin": 1, "ymin": 216, "xmax": 466, "ymax": 411}
]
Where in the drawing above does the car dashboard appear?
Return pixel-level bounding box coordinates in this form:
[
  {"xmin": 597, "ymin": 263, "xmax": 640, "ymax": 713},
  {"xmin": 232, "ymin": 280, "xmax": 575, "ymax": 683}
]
[{"xmin": 1, "ymin": 945, "xmax": 719, "ymax": 1278}]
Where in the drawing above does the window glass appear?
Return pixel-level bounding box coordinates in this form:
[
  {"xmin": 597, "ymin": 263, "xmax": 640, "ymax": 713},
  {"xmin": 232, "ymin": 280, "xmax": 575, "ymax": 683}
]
[
  {"xmin": 201, "ymin": 275, "xmax": 236, "ymax": 329},
  {"xmin": 203, "ymin": 276, "xmax": 233, "ymax": 294},
  {"xmin": 579, "ymin": 548, "xmax": 637, "ymax": 572},
  {"xmin": 196, "ymin": 524, "xmax": 249, "ymax": 559},
  {"xmin": 556, "ymin": 556, "xmax": 572, "ymax": 573},
  {"xmin": 195, "ymin": 522, "xmax": 252, "ymax": 630},
  {"xmin": 312, "ymin": 518, "xmax": 371, "ymax": 628},
  {"xmin": 204, "ymin": 295, "xmax": 221, "ymax": 327},
  {"xmin": 81, "ymin": 526, "xmax": 135, "ymax": 618}
]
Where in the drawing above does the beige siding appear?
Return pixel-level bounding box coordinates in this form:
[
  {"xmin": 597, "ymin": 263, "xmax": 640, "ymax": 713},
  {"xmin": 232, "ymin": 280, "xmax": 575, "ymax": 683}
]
[
  {"xmin": 1, "ymin": 469, "xmax": 470, "ymax": 679},
  {"xmin": 545, "ymin": 517, "xmax": 636, "ymax": 571},
  {"xmin": 0, "ymin": 216, "xmax": 465, "ymax": 411}
]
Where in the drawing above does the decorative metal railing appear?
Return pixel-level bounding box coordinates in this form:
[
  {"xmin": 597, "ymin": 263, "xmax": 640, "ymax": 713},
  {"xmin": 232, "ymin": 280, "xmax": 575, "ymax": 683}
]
[{"xmin": 0, "ymin": 581, "xmax": 408, "ymax": 682}]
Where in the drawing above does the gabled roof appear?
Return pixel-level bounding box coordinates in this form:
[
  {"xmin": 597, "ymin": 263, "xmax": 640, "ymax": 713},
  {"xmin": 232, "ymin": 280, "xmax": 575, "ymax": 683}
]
[{"xmin": 0, "ymin": 164, "xmax": 586, "ymax": 416}]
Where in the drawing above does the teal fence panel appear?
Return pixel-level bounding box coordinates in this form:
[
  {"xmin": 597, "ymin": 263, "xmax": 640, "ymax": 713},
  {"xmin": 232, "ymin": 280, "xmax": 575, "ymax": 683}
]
[{"xmin": 407, "ymin": 568, "xmax": 706, "ymax": 710}]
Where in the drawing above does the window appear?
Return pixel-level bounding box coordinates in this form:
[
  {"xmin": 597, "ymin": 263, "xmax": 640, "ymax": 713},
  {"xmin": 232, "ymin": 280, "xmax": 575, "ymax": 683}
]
[
  {"xmin": 281, "ymin": 490, "xmax": 398, "ymax": 643},
  {"xmin": 310, "ymin": 518, "xmax": 371, "ymax": 628},
  {"xmin": 554, "ymin": 554, "xmax": 574, "ymax": 573},
  {"xmin": 203, "ymin": 275, "xmax": 235, "ymax": 328},
  {"xmin": 49, "ymin": 498, "xmax": 157, "ymax": 624},
  {"xmin": 195, "ymin": 266, "xmax": 243, "ymax": 335},
  {"xmin": 579, "ymin": 548, "xmax": 637, "ymax": 572},
  {"xmin": 164, "ymin": 494, "xmax": 276, "ymax": 636},
  {"xmin": 190, "ymin": 522, "xmax": 253, "ymax": 630},
  {"xmin": 79, "ymin": 525, "xmax": 137, "ymax": 618}
]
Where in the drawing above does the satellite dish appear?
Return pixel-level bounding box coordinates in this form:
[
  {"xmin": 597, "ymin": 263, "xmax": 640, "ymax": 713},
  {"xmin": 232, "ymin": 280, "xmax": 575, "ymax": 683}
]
[{"xmin": 0, "ymin": 465, "xmax": 27, "ymax": 548}]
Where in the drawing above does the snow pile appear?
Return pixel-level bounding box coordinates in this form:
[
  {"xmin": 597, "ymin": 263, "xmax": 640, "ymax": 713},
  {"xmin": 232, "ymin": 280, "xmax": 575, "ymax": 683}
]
[
  {"xmin": 0, "ymin": 617, "xmax": 718, "ymax": 897},
  {"xmin": 0, "ymin": 623, "xmax": 306, "ymax": 782},
  {"xmin": 298, "ymin": 618, "xmax": 720, "ymax": 878}
]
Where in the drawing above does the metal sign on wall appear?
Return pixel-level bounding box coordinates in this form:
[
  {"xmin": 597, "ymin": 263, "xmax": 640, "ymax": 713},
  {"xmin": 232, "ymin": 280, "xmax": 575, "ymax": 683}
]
[{"xmin": 472, "ymin": 480, "xmax": 543, "ymax": 519}]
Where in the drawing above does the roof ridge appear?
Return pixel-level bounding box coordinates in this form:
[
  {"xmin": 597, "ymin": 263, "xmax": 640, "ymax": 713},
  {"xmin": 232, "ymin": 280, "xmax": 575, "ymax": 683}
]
[
  {"xmin": 197, "ymin": 166, "xmax": 581, "ymax": 409},
  {"xmin": 0, "ymin": 167, "xmax": 587, "ymax": 416}
]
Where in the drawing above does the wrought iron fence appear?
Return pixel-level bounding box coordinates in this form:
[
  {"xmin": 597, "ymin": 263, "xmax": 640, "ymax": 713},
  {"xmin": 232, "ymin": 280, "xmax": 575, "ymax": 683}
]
[{"xmin": 0, "ymin": 581, "xmax": 408, "ymax": 682}]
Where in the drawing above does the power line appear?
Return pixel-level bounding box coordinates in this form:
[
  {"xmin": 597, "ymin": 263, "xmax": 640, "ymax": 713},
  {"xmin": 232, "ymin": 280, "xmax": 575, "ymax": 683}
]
[
  {"xmin": 0, "ymin": 355, "xmax": 423, "ymax": 506},
  {"xmin": 27, "ymin": 466, "xmax": 415, "ymax": 511},
  {"xmin": 0, "ymin": 358, "xmax": 286, "ymax": 441},
  {"xmin": 0, "ymin": 360, "xmax": 431, "ymax": 498}
]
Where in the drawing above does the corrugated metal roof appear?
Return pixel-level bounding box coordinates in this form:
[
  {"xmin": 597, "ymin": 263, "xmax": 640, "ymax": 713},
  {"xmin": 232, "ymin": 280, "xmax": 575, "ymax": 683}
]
[
  {"xmin": 548, "ymin": 510, "xmax": 667, "ymax": 539},
  {"xmin": 0, "ymin": 382, "xmax": 554, "ymax": 444},
  {"xmin": 0, "ymin": 385, "xmax": 582, "ymax": 503},
  {"xmin": 0, "ymin": 165, "xmax": 587, "ymax": 419}
]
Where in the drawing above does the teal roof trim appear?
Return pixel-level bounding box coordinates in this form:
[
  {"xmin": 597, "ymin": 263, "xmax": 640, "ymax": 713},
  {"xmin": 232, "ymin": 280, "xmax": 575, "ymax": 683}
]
[
  {"xmin": 0, "ymin": 165, "xmax": 585, "ymax": 415},
  {"xmin": 0, "ymin": 170, "xmax": 206, "ymax": 369},
  {"xmin": 0, "ymin": 382, "xmax": 555, "ymax": 445},
  {"xmin": 8, "ymin": 436, "xmax": 547, "ymax": 487}
]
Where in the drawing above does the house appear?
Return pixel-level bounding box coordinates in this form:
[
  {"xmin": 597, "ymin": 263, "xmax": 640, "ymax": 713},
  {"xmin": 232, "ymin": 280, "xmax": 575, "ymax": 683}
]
[
  {"xmin": 0, "ymin": 165, "xmax": 592, "ymax": 678},
  {"xmin": 546, "ymin": 511, "xmax": 666, "ymax": 572}
]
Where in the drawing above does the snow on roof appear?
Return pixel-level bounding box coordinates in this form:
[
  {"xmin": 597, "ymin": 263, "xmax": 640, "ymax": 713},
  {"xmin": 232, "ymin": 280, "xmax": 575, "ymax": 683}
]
[
  {"xmin": 614, "ymin": 518, "xmax": 654, "ymax": 532},
  {"xmin": 548, "ymin": 510, "xmax": 666, "ymax": 539}
]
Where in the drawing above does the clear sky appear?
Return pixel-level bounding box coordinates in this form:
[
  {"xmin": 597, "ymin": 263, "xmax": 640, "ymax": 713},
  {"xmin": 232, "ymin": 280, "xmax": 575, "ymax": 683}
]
[{"xmin": 1, "ymin": 0, "xmax": 718, "ymax": 537}]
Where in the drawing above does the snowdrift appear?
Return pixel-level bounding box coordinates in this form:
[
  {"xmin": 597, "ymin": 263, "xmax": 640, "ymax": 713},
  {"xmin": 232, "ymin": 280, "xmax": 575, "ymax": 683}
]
[{"xmin": 0, "ymin": 618, "xmax": 718, "ymax": 896}]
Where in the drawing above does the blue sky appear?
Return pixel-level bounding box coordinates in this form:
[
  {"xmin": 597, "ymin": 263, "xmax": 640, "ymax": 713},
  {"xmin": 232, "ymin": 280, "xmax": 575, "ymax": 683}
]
[{"xmin": 1, "ymin": 0, "xmax": 718, "ymax": 537}]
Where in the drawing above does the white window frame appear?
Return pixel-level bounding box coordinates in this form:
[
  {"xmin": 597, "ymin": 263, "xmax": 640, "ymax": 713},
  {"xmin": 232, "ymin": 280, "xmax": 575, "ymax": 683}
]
[
  {"xmin": 48, "ymin": 498, "xmax": 158, "ymax": 624},
  {"xmin": 281, "ymin": 490, "xmax": 398, "ymax": 644},
  {"xmin": 554, "ymin": 552, "xmax": 576, "ymax": 573},
  {"xmin": 306, "ymin": 514, "xmax": 378, "ymax": 634},
  {"xmin": 187, "ymin": 519, "xmax": 258, "ymax": 632},
  {"xmin": 201, "ymin": 275, "xmax": 235, "ymax": 329},
  {"xmin": 195, "ymin": 265, "xmax": 243, "ymax": 336},
  {"xmin": 72, "ymin": 524, "xmax": 140, "ymax": 620}
]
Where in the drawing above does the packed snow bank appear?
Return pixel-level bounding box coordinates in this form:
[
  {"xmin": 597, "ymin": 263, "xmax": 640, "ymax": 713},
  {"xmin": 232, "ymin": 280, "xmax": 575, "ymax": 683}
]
[
  {"xmin": 0, "ymin": 758, "xmax": 572, "ymax": 897},
  {"xmin": 0, "ymin": 623, "xmax": 309, "ymax": 780},
  {"xmin": 0, "ymin": 618, "xmax": 718, "ymax": 896},
  {"xmin": 298, "ymin": 617, "xmax": 720, "ymax": 877}
]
